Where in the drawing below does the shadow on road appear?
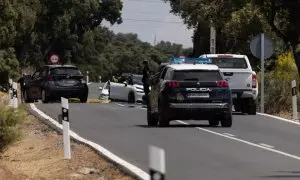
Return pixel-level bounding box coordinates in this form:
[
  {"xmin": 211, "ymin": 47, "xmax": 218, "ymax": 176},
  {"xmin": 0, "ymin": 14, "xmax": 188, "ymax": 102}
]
[
  {"xmin": 258, "ymin": 171, "xmax": 300, "ymax": 178},
  {"xmin": 135, "ymin": 124, "xmax": 221, "ymax": 128}
]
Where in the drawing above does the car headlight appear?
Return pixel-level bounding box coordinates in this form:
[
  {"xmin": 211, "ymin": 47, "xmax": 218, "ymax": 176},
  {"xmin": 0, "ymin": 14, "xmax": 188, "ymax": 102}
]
[{"xmin": 136, "ymin": 90, "xmax": 144, "ymax": 93}]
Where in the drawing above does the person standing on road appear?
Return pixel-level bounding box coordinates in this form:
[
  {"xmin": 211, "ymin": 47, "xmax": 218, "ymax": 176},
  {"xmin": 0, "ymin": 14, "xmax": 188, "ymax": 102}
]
[{"xmin": 142, "ymin": 60, "xmax": 150, "ymax": 96}]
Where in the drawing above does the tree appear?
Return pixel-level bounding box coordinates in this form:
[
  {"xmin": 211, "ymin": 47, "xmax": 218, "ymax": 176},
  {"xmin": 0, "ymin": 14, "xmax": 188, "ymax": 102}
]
[{"xmin": 251, "ymin": 0, "xmax": 300, "ymax": 75}]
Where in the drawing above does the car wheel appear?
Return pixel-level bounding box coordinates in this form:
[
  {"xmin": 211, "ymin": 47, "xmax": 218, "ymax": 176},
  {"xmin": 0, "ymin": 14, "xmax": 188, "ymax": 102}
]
[
  {"xmin": 128, "ymin": 92, "xmax": 135, "ymax": 104},
  {"xmin": 158, "ymin": 102, "xmax": 169, "ymax": 127},
  {"xmin": 221, "ymin": 114, "xmax": 232, "ymax": 127},
  {"xmin": 80, "ymin": 96, "xmax": 87, "ymax": 103},
  {"xmin": 248, "ymin": 99, "xmax": 257, "ymax": 115},
  {"xmin": 41, "ymin": 89, "xmax": 49, "ymax": 103},
  {"xmin": 209, "ymin": 117, "xmax": 219, "ymax": 127},
  {"xmin": 24, "ymin": 90, "xmax": 33, "ymax": 103}
]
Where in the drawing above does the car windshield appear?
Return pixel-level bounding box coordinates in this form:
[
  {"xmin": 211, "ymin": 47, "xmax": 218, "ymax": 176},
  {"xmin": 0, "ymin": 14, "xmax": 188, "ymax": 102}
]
[
  {"xmin": 103, "ymin": 82, "xmax": 109, "ymax": 89},
  {"xmin": 173, "ymin": 70, "xmax": 222, "ymax": 81},
  {"xmin": 209, "ymin": 57, "xmax": 248, "ymax": 69},
  {"xmin": 50, "ymin": 67, "xmax": 82, "ymax": 75},
  {"xmin": 132, "ymin": 74, "xmax": 143, "ymax": 85}
]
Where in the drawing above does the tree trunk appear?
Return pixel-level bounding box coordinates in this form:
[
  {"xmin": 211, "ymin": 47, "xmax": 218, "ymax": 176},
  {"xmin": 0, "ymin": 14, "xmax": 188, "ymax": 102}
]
[
  {"xmin": 292, "ymin": 43, "xmax": 300, "ymax": 77},
  {"xmin": 192, "ymin": 21, "xmax": 210, "ymax": 57}
]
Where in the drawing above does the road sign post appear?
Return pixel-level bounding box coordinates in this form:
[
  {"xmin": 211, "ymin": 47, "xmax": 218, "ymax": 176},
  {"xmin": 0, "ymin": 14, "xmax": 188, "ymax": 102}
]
[
  {"xmin": 8, "ymin": 79, "xmax": 13, "ymax": 106},
  {"xmin": 250, "ymin": 33, "xmax": 275, "ymax": 113},
  {"xmin": 149, "ymin": 145, "xmax": 166, "ymax": 180},
  {"xmin": 12, "ymin": 82, "xmax": 18, "ymax": 110},
  {"xmin": 61, "ymin": 97, "xmax": 71, "ymax": 159},
  {"xmin": 260, "ymin": 33, "xmax": 265, "ymax": 113},
  {"xmin": 86, "ymin": 71, "xmax": 89, "ymax": 84},
  {"xmin": 291, "ymin": 80, "xmax": 298, "ymax": 121},
  {"xmin": 210, "ymin": 20, "xmax": 216, "ymax": 54}
]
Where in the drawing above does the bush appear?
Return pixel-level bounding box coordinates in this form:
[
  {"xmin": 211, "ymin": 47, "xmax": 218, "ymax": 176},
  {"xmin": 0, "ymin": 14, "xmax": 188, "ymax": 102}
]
[
  {"xmin": 0, "ymin": 105, "xmax": 26, "ymax": 151},
  {"xmin": 257, "ymin": 52, "xmax": 299, "ymax": 114}
]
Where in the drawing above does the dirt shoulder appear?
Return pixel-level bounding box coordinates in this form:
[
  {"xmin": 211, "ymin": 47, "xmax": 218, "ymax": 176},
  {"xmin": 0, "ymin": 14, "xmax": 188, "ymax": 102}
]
[{"xmin": 0, "ymin": 112, "xmax": 133, "ymax": 180}]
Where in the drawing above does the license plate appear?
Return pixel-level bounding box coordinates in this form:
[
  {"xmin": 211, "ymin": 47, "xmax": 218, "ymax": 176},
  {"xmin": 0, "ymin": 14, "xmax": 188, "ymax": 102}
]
[
  {"xmin": 188, "ymin": 93, "xmax": 209, "ymax": 98},
  {"xmin": 232, "ymin": 93, "xmax": 237, "ymax": 98}
]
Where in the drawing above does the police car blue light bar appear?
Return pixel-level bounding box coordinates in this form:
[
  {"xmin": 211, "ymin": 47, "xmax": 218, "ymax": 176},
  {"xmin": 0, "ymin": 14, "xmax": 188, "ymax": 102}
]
[{"xmin": 168, "ymin": 57, "xmax": 212, "ymax": 64}]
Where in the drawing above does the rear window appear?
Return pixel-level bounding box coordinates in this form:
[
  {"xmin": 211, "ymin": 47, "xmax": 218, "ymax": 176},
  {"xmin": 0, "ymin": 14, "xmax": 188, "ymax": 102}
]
[
  {"xmin": 50, "ymin": 67, "xmax": 82, "ymax": 75},
  {"xmin": 210, "ymin": 57, "xmax": 248, "ymax": 69},
  {"xmin": 173, "ymin": 70, "xmax": 222, "ymax": 81}
]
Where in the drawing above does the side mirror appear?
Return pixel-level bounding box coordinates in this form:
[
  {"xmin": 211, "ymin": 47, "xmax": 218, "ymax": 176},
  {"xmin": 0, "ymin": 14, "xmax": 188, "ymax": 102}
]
[
  {"xmin": 99, "ymin": 87, "xmax": 103, "ymax": 90},
  {"xmin": 123, "ymin": 81, "xmax": 128, "ymax": 86}
]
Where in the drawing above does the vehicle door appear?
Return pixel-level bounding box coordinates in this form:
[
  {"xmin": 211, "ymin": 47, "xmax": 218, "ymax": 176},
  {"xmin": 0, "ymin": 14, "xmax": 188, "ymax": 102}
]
[
  {"xmin": 27, "ymin": 68, "xmax": 42, "ymax": 99},
  {"xmin": 150, "ymin": 67, "xmax": 168, "ymax": 113},
  {"xmin": 116, "ymin": 75, "xmax": 131, "ymax": 101},
  {"xmin": 32, "ymin": 67, "xmax": 48, "ymax": 99}
]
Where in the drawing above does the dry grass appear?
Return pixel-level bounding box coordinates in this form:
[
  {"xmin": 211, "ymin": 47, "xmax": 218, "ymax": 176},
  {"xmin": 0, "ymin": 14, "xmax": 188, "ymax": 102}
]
[{"xmin": 0, "ymin": 114, "xmax": 133, "ymax": 180}]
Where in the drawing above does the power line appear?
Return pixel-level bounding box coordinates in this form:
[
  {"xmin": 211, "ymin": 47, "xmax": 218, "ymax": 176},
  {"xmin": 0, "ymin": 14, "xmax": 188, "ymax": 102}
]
[{"xmin": 122, "ymin": 18, "xmax": 181, "ymax": 24}]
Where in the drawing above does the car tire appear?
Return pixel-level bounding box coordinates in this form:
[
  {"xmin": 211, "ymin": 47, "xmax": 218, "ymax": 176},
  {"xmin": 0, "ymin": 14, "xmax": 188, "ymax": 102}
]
[
  {"xmin": 209, "ymin": 118, "xmax": 219, "ymax": 127},
  {"xmin": 147, "ymin": 108, "xmax": 158, "ymax": 126},
  {"xmin": 241, "ymin": 98, "xmax": 256, "ymax": 115},
  {"xmin": 248, "ymin": 99, "xmax": 257, "ymax": 115},
  {"xmin": 128, "ymin": 91, "xmax": 135, "ymax": 104},
  {"xmin": 158, "ymin": 102, "xmax": 169, "ymax": 127},
  {"xmin": 24, "ymin": 90, "xmax": 33, "ymax": 103},
  {"xmin": 221, "ymin": 114, "xmax": 232, "ymax": 127},
  {"xmin": 80, "ymin": 96, "xmax": 88, "ymax": 103},
  {"xmin": 41, "ymin": 89, "xmax": 49, "ymax": 103}
]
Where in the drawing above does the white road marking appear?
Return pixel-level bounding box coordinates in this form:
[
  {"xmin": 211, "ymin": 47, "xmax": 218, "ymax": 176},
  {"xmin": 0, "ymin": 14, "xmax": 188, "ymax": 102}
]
[
  {"xmin": 259, "ymin": 143, "xmax": 274, "ymax": 149},
  {"xmin": 116, "ymin": 103, "xmax": 126, "ymax": 107},
  {"xmin": 30, "ymin": 104, "xmax": 149, "ymax": 180},
  {"xmin": 258, "ymin": 113, "xmax": 300, "ymax": 125},
  {"xmin": 222, "ymin": 133, "xmax": 235, "ymax": 137},
  {"xmin": 176, "ymin": 120, "xmax": 300, "ymax": 161}
]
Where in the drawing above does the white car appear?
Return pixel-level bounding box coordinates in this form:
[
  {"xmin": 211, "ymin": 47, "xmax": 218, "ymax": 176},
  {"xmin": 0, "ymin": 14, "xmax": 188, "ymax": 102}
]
[
  {"xmin": 108, "ymin": 74, "xmax": 145, "ymax": 103},
  {"xmin": 200, "ymin": 54, "xmax": 258, "ymax": 115}
]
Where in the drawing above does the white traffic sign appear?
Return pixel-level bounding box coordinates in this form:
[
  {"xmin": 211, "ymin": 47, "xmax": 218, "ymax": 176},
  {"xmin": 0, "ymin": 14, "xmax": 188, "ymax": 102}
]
[{"xmin": 49, "ymin": 54, "xmax": 59, "ymax": 64}]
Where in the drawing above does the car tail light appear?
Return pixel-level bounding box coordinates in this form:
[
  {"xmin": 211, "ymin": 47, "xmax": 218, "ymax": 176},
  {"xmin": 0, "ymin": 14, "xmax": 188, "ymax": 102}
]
[
  {"xmin": 167, "ymin": 81, "xmax": 180, "ymax": 87},
  {"xmin": 48, "ymin": 75, "xmax": 53, "ymax": 81},
  {"xmin": 252, "ymin": 73, "xmax": 257, "ymax": 88},
  {"xmin": 216, "ymin": 81, "xmax": 229, "ymax": 87}
]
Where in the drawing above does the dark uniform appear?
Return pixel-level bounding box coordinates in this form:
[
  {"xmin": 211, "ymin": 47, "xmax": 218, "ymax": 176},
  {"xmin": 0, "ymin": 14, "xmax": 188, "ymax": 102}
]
[{"xmin": 142, "ymin": 61, "xmax": 150, "ymax": 95}]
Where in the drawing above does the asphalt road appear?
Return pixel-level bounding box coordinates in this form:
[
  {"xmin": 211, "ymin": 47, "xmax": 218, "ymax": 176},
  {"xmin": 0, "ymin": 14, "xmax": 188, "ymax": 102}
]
[
  {"xmin": 34, "ymin": 102, "xmax": 300, "ymax": 180},
  {"xmin": 87, "ymin": 82, "xmax": 101, "ymax": 99}
]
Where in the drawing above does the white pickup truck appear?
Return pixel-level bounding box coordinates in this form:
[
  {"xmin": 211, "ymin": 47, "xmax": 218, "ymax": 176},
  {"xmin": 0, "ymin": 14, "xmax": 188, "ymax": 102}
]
[{"xmin": 199, "ymin": 54, "xmax": 258, "ymax": 115}]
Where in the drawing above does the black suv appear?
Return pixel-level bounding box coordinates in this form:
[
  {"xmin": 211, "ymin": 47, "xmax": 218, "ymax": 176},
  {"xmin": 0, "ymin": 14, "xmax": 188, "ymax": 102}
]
[
  {"xmin": 22, "ymin": 65, "xmax": 88, "ymax": 103},
  {"xmin": 147, "ymin": 63, "xmax": 232, "ymax": 127}
]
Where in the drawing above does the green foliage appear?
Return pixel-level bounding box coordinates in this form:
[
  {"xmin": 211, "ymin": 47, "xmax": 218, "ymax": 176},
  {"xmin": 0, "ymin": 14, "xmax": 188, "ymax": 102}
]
[
  {"xmin": 0, "ymin": 48, "xmax": 20, "ymax": 84},
  {"xmin": 261, "ymin": 52, "xmax": 299, "ymax": 113},
  {"xmin": 0, "ymin": 105, "xmax": 26, "ymax": 151}
]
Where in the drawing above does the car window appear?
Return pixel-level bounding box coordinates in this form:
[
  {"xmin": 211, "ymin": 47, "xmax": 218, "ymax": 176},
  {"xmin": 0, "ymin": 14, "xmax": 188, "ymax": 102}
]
[
  {"xmin": 32, "ymin": 70, "xmax": 40, "ymax": 79},
  {"xmin": 209, "ymin": 57, "xmax": 248, "ymax": 69},
  {"xmin": 172, "ymin": 70, "xmax": 222, "ymax": 81},
  {"xmin": 164, "ymin": 68, "xmax": 172, "ymax": 80},
  {"xmin": 50, "ymin": 67, "xmax": 82, "ymax": 75},
  {"xmin": 160, "ymin": 67, "xmax": 168, "ymax": 79},
  {"xmin": 132, "ymin": 75, "xmax": 143, "ymax": 85}
]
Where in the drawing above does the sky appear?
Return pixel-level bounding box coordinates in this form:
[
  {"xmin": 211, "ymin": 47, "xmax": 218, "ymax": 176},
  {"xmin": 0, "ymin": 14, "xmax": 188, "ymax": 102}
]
[{"xmin": 102, "ymin": 0, "xmax": 194, "ymax": 48}]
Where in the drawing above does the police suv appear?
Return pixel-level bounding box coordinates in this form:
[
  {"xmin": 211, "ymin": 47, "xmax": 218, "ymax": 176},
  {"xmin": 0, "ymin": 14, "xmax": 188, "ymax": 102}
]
[{"xmin": 147, "ymin": 57, "xmax": 232, "ymax": 127}]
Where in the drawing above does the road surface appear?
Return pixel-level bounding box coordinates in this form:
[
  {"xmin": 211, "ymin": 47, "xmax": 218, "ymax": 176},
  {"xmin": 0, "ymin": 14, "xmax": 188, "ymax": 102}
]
[{"xmin": 33, "ymin": 102, "xmax": 300, "ymax": 180}]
